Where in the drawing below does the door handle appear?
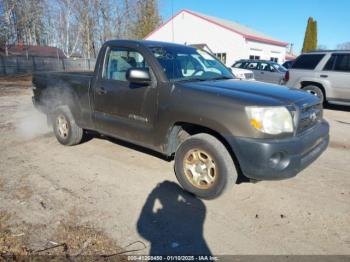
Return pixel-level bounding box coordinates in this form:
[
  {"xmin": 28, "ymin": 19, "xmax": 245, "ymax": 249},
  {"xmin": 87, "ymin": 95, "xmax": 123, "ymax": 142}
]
[
  {"xmin": 320, "ymin": 74, "xmax": 328, "ymax": 78},
  {"xmin": 96, "ymin": 87, "xmax": 107, "ymax": 95}
]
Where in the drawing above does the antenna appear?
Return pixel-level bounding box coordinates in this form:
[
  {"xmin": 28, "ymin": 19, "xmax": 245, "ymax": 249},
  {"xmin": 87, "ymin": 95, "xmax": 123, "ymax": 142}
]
[{"xmin": 171, "ymin": 0, "xmax": 174, "ymax": 42}]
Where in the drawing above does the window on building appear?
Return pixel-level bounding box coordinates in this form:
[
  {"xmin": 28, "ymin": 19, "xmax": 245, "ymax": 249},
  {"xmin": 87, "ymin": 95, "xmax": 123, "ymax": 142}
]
[
  {"xmin": 214, "ymin": 53, "xmax": 227, "ymax": 64},
  {"xmin": 292, "ymin": 54, "xmax": 325, "ymax": 70},
  {"xmin": 334, "ymin": 54, "xmax": 350, "ymax": 72},
  {"xmin": 249, "ymin": 55, "xmax": 260, "ymax": 60},
  {"xmin": 270, "ymin": 57, "xmax": 278, "ymax": 63}
]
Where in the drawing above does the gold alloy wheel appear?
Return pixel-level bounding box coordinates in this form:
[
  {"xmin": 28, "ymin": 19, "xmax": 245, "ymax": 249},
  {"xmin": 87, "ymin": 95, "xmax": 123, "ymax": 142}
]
[
  {"xmin": 56, "ymin": 114, "xmax": 69, "ymax": 139},
  {"xmin": 183, "ymin": 149, "xmax": 217, "ymax": 189}
]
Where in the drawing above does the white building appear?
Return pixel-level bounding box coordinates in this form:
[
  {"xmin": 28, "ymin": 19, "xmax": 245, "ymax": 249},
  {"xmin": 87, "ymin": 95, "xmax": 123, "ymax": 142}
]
[{"xmin": 145, "ymin": 9, "xmax": 289, "ymax": 66}]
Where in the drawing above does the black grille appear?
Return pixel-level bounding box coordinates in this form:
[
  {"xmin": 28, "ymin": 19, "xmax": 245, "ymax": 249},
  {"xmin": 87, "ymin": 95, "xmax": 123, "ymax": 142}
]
[
  {"xmin": 297, "ymin": 103, "xmax": 323, "ymax": 133},
  {"xmin": 244, "ymin": 73, "xmax": 254, "ymax": 79}
]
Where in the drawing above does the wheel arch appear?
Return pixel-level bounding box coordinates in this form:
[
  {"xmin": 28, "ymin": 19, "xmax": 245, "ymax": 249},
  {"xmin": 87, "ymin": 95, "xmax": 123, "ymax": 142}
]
[
  {"xmin": 42, "ymin": 81, "xmax": 83, "ymax": 126},
  {"xmin": 300, "ymin": 81, "xmax": 326, "ymax": 98},
  {"xmin": 165, "ymin": 122, "xmax": 244, "ymax": 178}
]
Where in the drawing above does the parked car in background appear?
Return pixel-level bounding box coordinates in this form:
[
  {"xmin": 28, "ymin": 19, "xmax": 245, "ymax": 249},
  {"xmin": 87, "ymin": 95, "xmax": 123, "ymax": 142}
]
[
  {"xmin": 232, "ymin": 59, "xmax": 287, "ymax": 84},
  {"xmin": 230, "ymin": 67, "xmax": 255, "ymax": 80},
  {"xmin": 282, "ymin": 60, "xmax": 295, "ymax": 69},
  {"xmin": 285, "ymin": 50, "xmax": 350, "ymax": 105}
]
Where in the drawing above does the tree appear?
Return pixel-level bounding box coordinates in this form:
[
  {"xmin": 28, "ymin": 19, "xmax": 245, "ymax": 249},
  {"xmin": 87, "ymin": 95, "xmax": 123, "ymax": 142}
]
[
  {"xmin": 0, "ymin": 0, "xmax": 163, "ymax": 57},
  {"xmin": 337, "ymin": 42, "xmax": 350, "ymax": 50},
  {"xmin": 130, "ymin": 0, "xmax": 162, "ymax": 39},
  {"xmin": 311, "ymin": 20, "xmax": 318, "ymax": 51},
  {"xmin": 302, "ymin": 17, "xmax": 318, "ymax": 53}
]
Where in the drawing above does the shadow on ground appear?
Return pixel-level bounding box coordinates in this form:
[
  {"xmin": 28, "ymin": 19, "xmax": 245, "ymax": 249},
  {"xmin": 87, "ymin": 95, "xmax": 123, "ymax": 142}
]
[
  {"xmin": 325, "ymin": 103, "xmax": 350, "ymax": 112},
  {"xmin": 136, "ymin": 181, "xmax": 212, "ymax": 255}
]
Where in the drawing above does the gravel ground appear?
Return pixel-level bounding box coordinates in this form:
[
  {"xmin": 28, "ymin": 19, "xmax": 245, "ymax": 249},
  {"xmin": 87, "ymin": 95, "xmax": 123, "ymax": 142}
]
[{"xmin": 0, "ymin": 76, "xmax": 349, "ymax": 257}]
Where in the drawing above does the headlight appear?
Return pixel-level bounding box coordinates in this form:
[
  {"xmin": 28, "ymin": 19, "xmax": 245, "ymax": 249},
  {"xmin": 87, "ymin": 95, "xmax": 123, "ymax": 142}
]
[
  {"xmin": 235, "ymin": 73, "xmax": 245, "ymax": 79},
  {"xmin": 245, "ymin": 106, "xmax": 294, "ymax": 135}
]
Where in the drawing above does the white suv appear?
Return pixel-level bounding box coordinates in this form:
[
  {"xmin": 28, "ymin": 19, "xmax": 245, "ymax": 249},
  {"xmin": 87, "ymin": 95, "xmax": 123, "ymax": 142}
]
[{"xmin": 285, "ymin": 51, "xmax": 350, "ymax": 105}]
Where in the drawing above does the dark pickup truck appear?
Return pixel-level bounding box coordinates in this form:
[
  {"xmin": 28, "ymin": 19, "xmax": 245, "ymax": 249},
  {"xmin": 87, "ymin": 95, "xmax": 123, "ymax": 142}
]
[{"xmin": 32, "ymin": 40, "xmax": 329, "ymax": 199}]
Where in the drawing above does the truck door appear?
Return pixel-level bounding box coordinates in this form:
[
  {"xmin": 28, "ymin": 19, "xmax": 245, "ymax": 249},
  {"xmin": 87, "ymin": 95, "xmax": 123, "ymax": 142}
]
[{"xmin": 93, "ymin": 46, "xmax": 158, "ymax": 145}]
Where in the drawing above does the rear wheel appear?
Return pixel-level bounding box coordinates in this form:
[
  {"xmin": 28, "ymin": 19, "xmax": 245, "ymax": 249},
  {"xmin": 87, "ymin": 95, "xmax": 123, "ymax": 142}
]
[
  {"xmin": 174, "ymin": 133, "xmax": 237, "ymax": 199},
  {"xmin": 53, "ymin": 107, "xmax": 83, "ymax": 146},
  {"xmin": 302, "ymin": 85, "xmax": 325, "ymax": 104}
]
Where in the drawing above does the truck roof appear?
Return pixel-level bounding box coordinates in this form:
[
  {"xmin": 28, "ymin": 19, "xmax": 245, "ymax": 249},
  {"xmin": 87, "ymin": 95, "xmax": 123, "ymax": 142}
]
[
  {"xmin": 104, "ymin": 39, "xmax": 195, "ymax": 49},
  {"xmin": 305, "ymin": 50, "xmax": 350, "ymax": 54}
]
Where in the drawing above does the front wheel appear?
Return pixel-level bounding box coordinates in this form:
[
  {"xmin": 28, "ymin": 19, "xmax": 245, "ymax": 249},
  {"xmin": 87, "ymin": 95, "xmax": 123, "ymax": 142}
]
[{"xmin": 174, "ymin": 133, "xmax": 237, "ymax": 199}]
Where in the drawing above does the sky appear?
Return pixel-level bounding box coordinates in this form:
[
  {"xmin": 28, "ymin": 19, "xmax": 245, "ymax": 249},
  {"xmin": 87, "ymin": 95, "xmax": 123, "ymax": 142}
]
[{"xmin": 159, "ymin": 0, "xmax": 350, "ymax": 54}]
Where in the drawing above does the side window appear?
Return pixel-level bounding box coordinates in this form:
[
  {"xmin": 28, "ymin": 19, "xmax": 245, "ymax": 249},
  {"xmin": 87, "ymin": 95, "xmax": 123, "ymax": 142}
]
[
  {"xmin": 247, "ymin": 62, "xmax": 258, "ymax": 69},
  {"xmin": 323, "ymin": 55, "xmax": 336, "ymax": 71},
  {"xmin": 178, "ymin": 55, "xmax": 197, "ymax": 76},
  {"xmin": 334, "ymin": 54, "xmax": 350, "ymax": 72},
  {"xmin": 259, "ymin": 62, "xmax": 271, "ymax": 71},
  {"xmin": 233, "ymin": 62, "xmax": 242, "ymax": 68},
  {"xmin": 104, "ymin": 48, "xmax": 148, "ymax": 81},
  {"xmin": 291, "ymin": 54, "xmax": 325, "ymax": 70}
]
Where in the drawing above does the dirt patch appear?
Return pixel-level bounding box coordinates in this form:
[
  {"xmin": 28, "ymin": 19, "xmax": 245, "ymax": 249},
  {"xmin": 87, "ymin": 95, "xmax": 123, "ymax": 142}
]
[
  {"xmin": 0, "ymin": 121, "xmax": 15, "ymax": 131},
  {"xmin": 329, "ymin": 140, "xmax": 349, "ymax": 150},
  {"xmin": 0, "ymin": 177, "xmax": 4, "ymax": 191},
  {"xmin": 0, "ymin": 210, "xmax": 128, "ymax": 261},
  {"xmin": 0, "ymin": 211, "xmax": 28, "ymax": 256},
  {"xmin": 51, "ymin": 223, "xmax": 128, "ymax": 258},
  {"xmin": 0, "ymin": 74, "xmax": 32, "ymax": 83},
  {"xmin": 13, "ymin": 186, "xmax": 33, "ymax": 201},
  {"xmin": 0, "ymin": 75, "xmax": 32, "ymax": 97}
]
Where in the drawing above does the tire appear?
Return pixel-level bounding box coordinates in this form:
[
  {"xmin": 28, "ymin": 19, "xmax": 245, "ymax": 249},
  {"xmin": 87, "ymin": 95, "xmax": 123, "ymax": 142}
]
[
  {"xmin": 174, "ymin": 133, "xmax": 237, "ymax": 199},
  {"xmin": 52, "ymin": 106, "xmax": 83, "ymax": 146},
  {"xmin": 302, "ymin": 85, "xmax": 325, "ymax": 104}
]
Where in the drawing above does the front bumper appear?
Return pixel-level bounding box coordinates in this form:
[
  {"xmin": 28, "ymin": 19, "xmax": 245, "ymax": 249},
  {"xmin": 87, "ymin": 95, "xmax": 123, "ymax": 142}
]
[{"xmin": 228, "ymin": 120, "xmax": 329, "ymax": 180}]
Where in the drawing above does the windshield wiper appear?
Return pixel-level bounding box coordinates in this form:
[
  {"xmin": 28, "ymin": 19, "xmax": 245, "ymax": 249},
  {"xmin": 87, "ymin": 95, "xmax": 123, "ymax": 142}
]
[
  {"xmin": 209, "ymin": 76, "xmax": 233, "ymax": 81},
  {"xmin": 176, "ymin": 78, "xmax": 207, "ymax": 82}
]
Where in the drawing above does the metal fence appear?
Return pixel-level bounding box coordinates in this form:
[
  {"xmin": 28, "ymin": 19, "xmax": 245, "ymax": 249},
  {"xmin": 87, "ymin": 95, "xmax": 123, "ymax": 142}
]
[{"xmin": 0, "ymin": 55, "xmax": 96, "ymax": 76}]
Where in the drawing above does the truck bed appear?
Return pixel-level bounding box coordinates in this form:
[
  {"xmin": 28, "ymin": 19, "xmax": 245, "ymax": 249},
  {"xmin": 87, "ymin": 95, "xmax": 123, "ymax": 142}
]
[{"xmin": 32, "ymin": 70, "xmax": 95, "ymax": 129}]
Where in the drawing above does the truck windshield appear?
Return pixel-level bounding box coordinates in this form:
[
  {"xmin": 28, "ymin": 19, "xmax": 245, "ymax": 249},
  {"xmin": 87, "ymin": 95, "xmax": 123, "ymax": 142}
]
[{"xmin": 149, "ymin": 46, "xmax": 234, "ymax": 82}]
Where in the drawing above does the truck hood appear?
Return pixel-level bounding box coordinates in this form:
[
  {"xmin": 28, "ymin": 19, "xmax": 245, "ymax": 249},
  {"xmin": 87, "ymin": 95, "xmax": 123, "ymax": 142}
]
[{"xmin": 176, "ymin": 79, "xmax": 319, "ymax": 106}]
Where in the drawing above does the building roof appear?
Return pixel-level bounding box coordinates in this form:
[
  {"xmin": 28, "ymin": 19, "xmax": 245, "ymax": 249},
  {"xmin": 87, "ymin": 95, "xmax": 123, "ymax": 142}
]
[
  {"xmin": 145, "ymin": 9, "xmax": 288, "ymax": 47},
  {"xmin": 0, "ymin": 45, "xmax": 66, "ymax": 58}
]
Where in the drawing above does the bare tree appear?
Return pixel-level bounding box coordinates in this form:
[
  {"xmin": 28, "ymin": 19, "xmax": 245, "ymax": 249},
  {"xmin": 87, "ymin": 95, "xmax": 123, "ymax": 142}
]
[
  {"xmin": 0, "ymin": 0, "xmax": 163, "ymax": 57},
  {"xmin": 54, "ymin": 0, "xmax": 81, "ymax": 57},
  {"xmin": 337, "ymin": 42, "xmax": 350, "ymax": 50}
]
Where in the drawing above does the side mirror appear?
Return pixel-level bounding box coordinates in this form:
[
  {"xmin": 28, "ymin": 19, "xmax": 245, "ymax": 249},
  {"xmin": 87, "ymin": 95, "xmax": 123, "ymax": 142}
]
[{"xmin": 126, "ymin": 68, "xmax": 151, "ymax": 84}]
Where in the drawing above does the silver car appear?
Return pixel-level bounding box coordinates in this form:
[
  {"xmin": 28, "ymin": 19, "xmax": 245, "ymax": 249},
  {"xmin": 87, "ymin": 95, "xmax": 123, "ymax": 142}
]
[
  {"xmin": 285, "ymin": 50, "xmax": 350, "ymax": 105},
  {"xmin": 232, "ymin": 59, "xmax": 287, "ymax": 84}
]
